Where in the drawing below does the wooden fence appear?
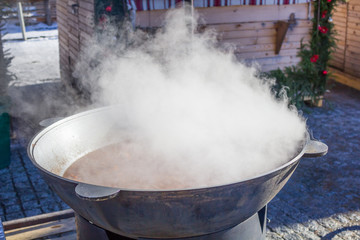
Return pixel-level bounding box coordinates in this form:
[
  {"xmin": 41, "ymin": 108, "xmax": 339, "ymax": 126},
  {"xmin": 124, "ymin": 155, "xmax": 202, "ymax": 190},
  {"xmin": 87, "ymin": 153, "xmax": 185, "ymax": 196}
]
[
  {"xmin": 31, "ymin": 0, "xmax": 57, "ymax": 24},
  {"xmin": 1, "ymin": 0, "xmax": 56, "ymax": 24}
]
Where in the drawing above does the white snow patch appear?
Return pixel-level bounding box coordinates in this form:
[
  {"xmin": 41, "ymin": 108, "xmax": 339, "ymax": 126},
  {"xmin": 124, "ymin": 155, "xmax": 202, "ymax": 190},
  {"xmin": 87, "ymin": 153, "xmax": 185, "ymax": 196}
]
[{"xmin": 2, "ymin": 20, "xmax": 60, "ymax": 86}]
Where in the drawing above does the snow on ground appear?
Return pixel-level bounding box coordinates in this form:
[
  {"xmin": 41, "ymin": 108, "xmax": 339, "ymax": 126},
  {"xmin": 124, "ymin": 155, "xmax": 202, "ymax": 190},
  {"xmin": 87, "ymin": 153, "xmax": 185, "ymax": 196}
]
[
  {"xmin": 2, "ymin": 20, "xmax": 60, "ymax": 86},
  {"xmin": 3, "ymin": 20, "xmax": 76, "ymax": 139}
]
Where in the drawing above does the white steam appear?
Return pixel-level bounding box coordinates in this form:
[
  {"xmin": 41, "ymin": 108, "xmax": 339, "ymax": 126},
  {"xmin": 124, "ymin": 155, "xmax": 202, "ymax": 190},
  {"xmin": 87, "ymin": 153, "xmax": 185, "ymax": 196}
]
[{"xmin": 75, "ymin": 8, "xmax": 306, "ymax": 188}]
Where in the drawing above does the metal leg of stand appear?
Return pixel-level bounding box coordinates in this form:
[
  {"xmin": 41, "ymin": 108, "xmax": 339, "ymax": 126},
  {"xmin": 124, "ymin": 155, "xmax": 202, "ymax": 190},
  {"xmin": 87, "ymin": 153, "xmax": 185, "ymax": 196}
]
[
  {"xmin": 75, "ymin": 213, "xmax": 109, "ymax": 240},
  {"xmin": 140, "ymin": 205, "xmax": 268, "ymax": 240},
  {"xmin": 75, "ymin": 206, "xmax": 267, "ymax": 240}
]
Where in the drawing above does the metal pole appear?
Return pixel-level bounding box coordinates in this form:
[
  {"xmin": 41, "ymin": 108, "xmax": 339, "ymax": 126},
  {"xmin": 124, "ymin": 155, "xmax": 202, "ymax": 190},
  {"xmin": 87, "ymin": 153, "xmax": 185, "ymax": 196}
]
[
  {"xmin": 44, "ymin": 0, "xmax": 52, "ymax": 26},
  {"xmin": 190, "ymin": 0, "xmax": 194, "ymax": 38},
  {"xmin": 17, "ymin": 2, "xmax": 27, "ymax": 41}
]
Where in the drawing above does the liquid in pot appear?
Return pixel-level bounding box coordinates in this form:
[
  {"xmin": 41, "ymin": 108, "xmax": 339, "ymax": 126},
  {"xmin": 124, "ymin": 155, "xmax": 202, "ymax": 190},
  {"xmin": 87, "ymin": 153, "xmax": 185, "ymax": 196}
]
[
  {"xmin": 63, "ymin": 140, "xmax": 303, "ymax": 190},
  {"xmin": 63, "ymin": 142, "xmax": 198, "ymax": 190}
]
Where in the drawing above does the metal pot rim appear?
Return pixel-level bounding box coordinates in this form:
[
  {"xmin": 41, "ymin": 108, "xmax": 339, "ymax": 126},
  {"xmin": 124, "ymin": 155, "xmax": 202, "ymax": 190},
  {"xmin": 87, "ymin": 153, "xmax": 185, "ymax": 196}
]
[{"xmin": 27, "ymin": 106, "xmax": 309, "ymax": 193}]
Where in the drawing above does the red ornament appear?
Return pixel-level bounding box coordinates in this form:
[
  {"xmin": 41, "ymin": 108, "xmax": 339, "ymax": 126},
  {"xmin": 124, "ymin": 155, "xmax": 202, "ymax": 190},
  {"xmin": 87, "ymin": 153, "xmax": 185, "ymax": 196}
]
[
  {"xmin": 105, "ymin": 6, "xmax": 112, "ymax": 12},
  {"xmin": 327, "ymin": 0, "xmax": 331, "ymax": 2},
  {"xmin": 310, "ymin": 54, "xmax": 319, "ymax": 63},
  {"xmin": 321, "ymin": 10, "xmax": 328, "ymax": 18},
  {"xmin": 323, "ymin": 70, "xmax": 328, "ymax": 75},
  {"xmin": 318, "ymin": 26, "xmax": 329, "ymax": 34}
]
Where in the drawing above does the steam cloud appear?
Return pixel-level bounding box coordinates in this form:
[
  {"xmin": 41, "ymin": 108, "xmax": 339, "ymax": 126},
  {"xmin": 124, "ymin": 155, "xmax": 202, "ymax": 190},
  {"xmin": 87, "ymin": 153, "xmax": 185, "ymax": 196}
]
[{"xmin": 74, "ymin": 8, "xmax": 307, "ymax": 188}]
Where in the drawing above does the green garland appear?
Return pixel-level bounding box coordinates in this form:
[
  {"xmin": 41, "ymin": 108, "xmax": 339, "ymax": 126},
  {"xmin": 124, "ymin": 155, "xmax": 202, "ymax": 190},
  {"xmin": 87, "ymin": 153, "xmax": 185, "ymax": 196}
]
[
  {"xmin": 94, "ymin": 0, "xmax": 128, "ymax": 26},
  {"xmin": 265, "ymin": 0, "xmax": 342, "ymax": 108},
  {"xmin": 93, "ymin": 0, "xmax": 340, "ymax": 108}
]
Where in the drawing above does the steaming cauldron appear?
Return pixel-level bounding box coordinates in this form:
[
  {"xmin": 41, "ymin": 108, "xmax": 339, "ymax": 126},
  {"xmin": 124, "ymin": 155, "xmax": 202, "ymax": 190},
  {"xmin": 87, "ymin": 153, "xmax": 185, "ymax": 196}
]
[{"xmin": 28, "ymin": 107, "xmax": 327, "ymax": 239}]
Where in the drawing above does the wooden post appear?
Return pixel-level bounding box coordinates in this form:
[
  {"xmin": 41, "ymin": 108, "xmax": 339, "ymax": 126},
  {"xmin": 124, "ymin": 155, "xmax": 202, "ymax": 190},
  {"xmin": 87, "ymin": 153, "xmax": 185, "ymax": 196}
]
[
  {"xmin": 3, "ymin": 209, "xmax": 74, "ymax": 231},
  {"xmin": 17, "ymin": 2, "xmax": 27, "ymax": 41},
  {"xmin": 44, "ymin": 0, "xmax": 52, "ymax": 26}
]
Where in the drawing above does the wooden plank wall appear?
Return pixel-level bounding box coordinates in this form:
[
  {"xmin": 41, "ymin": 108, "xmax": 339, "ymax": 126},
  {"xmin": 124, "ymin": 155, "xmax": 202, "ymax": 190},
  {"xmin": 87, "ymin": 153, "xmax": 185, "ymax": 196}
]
[
  {"xmin": 57, "ymin": 0, "xmax": 71, "ymax": 84},
  {"xmin": 56, "ymin": 0, "xmax": 94, "ymax": 87},
  {"xmin": 57, "ymin": 3, "xmax": 312, "ymax": 87},
  {"xmin": 136, "ymin": 4, "xmax": 312, "ymax": 72},
  {"xmin": 331, "ymin": 0, "xmax": 360, "ymax": 88},
  {"xmin": 331, "ymin": 2, "xmax": 347, "ymax": 71},
  {"xmin": 344, "ymin": 0, "xmax": 360, "ymax": 77}
]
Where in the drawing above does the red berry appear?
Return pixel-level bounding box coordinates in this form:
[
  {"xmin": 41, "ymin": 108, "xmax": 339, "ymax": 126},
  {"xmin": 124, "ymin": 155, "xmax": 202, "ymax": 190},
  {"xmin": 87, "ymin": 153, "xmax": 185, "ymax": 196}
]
[
  {"xmin": 318, "ymin": 26, "xmax": 328, "ymax": 34},
  {"xmin": 321, "ymin": 10, "xmax": 327, "ymax": 18},
  {"xmin": 310, "ymin": 54, "xmax": 319, "ymax": 63}
]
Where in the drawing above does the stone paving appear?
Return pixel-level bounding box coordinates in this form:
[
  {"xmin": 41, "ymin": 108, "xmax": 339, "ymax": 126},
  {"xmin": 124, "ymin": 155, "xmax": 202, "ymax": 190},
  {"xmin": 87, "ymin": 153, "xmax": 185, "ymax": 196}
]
[
  {"xmin": 1, "ymin": 82, "xmax": 74, "ymax": 223},
  {"xmin": 0, "ymin": 139, "xmax": 69, "ymax": 221},
  {"xmin": 266, "ymin": 84, "xmax": 360, "ymax": 239},
  {"xmin": 1, "ymin": 83, "xmax": 360, "ymax": 240}
]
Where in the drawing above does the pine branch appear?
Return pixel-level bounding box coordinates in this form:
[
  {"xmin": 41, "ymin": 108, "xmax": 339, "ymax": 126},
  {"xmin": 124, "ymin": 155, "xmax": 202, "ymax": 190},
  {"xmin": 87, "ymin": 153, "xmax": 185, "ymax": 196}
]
[{"xmin": 264, "ymin": 0, "xmax": 344, "ymax": 109}]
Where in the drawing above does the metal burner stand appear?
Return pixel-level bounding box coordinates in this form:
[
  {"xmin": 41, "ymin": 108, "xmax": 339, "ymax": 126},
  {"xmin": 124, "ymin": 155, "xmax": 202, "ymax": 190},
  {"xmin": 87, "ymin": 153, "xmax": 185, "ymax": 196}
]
[{"xmin": 75, "ymin": 206, "xmax": 267, "ymax": 240}]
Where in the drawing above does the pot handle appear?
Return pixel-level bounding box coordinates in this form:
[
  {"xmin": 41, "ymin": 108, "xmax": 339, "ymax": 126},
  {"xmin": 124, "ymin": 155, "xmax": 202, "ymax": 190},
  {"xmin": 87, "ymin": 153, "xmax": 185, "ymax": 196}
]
[
  {"xmin": 39, "ymin": 117, "xmax": 64, "ymax": 127},
  {"xmin": 75, "ymin": 183, "xmax": 121, "ymax": 201},
  {"xmin": 303, "ymin": 139, "xmax": 328, "ymax": 158}
]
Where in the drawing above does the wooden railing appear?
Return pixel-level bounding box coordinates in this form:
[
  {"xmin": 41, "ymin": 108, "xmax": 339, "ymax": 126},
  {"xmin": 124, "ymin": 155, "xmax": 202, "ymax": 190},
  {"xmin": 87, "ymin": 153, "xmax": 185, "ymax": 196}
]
[{"xmin": 1, "ymin": 0, "xmax": 56, "ymax": 25}]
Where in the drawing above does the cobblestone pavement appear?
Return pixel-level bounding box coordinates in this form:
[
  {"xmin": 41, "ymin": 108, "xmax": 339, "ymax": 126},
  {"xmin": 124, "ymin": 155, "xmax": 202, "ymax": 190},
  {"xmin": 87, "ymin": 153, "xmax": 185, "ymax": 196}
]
[
  {"xmin": 267, "ymin": 84, "xmax": 360, "ymax": 239},
  {"xmin": 0, "ymin": 138, "xmax": 70, "ymax": 221},
  {"xmin": 1, "ymin": 83, "xmax": 359, "ymax": 240},
  {"xmin": 1, "ymin": 82, "xmax": 74, "ymax": 223}
]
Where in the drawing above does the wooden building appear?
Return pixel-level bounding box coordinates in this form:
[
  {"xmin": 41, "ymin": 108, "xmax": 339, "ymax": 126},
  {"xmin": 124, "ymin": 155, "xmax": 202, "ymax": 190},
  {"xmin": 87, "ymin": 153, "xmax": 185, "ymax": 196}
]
[
  {"xmin": 3, "ymin": 0, "xmax": 56, "ymax": 25},
  {"xmin": 56, "ymin": 0, "xmax": 313, "ymax": 90},
  {"xmin": 331, "ymin": 0, "xmax": 360, "ymax": 90},
  {"xmin": 56, "ymin": 0, "xmax": 94, "ymax": 89}
]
